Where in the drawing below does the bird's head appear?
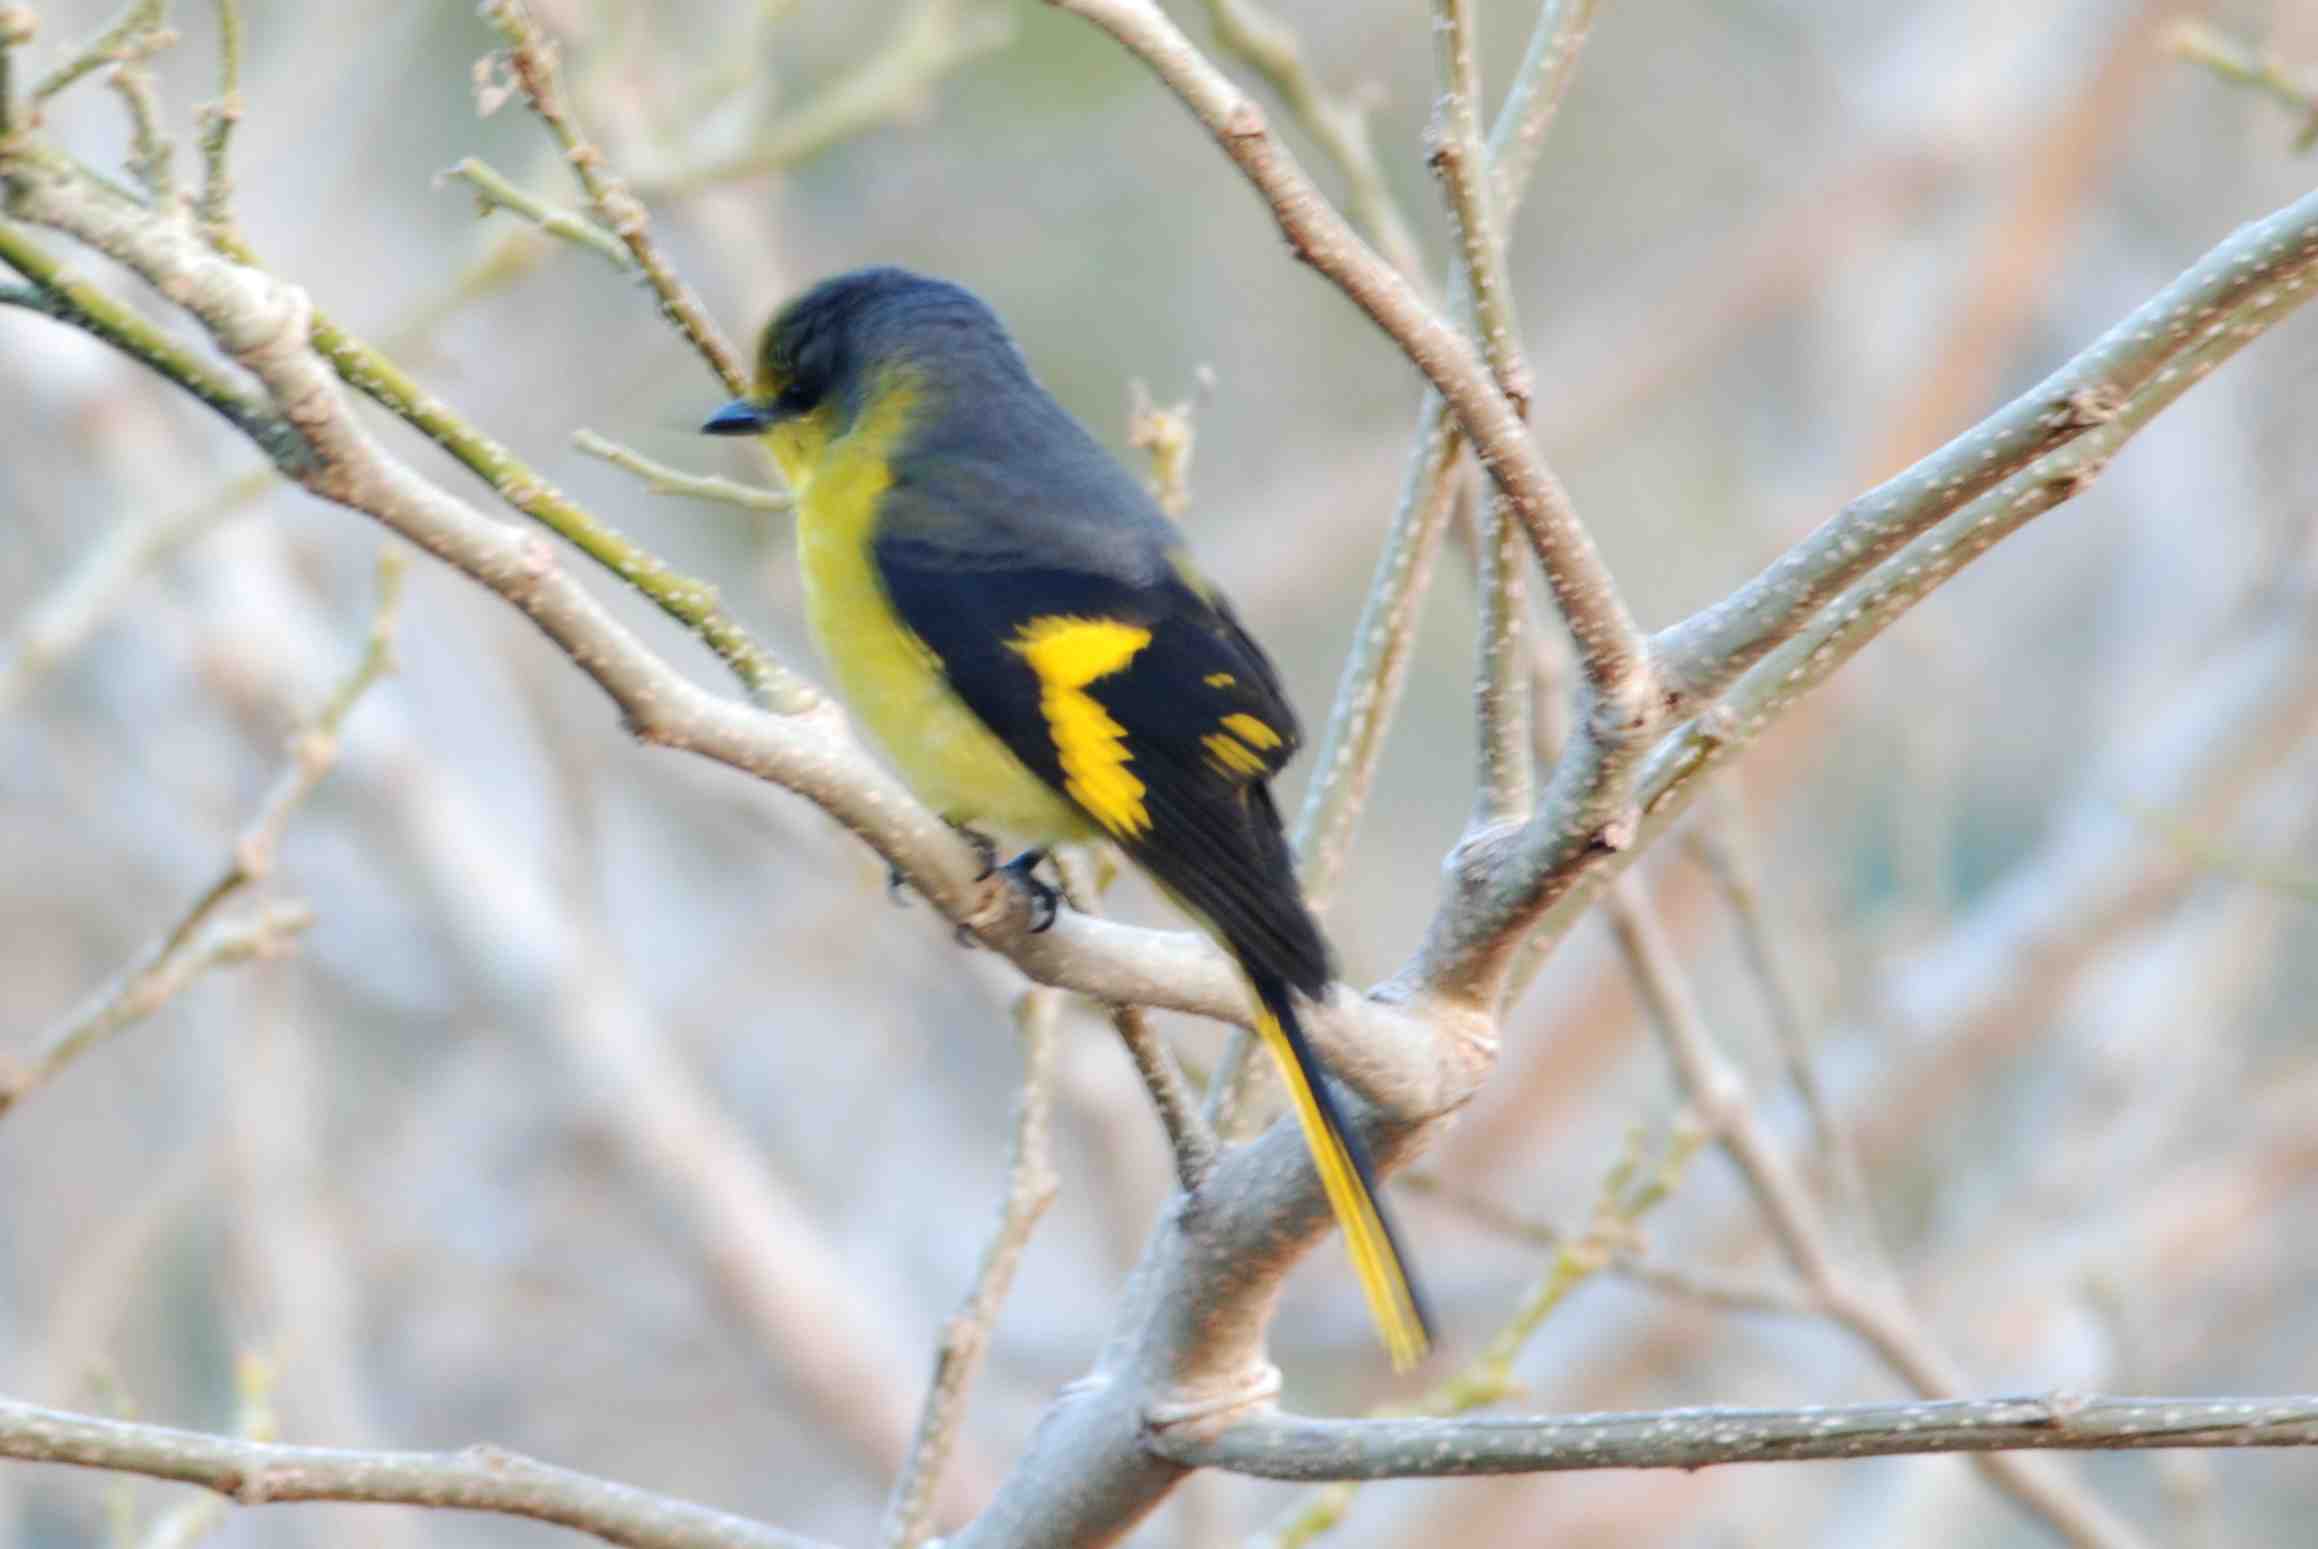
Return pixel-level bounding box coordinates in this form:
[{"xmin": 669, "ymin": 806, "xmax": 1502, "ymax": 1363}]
[{"xmin": 702, "ymin": 267, "xmax": 1027, "ymax": 485}]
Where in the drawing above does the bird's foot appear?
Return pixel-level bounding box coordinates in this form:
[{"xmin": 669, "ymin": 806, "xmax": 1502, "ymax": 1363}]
[
  {"xmin": 1000, "ymin": 848, "xmax": 1060, "ymax": 933},
  {"xmin": 955, "ymin": 846, "xmax": 1059, "ymax": 944}
]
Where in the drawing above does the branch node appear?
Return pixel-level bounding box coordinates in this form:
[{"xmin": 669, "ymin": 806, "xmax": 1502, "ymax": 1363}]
[
  {"xmin": 1221, "ymin": 96, "xmax": 1266, "ymax": 140},
  {"xmin": 1595, "ymin": 809, "xmax": 1640, "ymax": 853},
  {"xmin": 1143, "ymin": 1361, "xmax": 1282, "ymax": 1440}
]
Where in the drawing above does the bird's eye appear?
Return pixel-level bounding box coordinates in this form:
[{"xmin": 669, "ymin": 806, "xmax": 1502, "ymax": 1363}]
[{"xmin": 775, "ymin": 383, "xmax": 816, "ymax": 415}]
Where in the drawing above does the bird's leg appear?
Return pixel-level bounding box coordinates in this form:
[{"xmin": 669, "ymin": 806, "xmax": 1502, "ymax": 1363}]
[
  {"xmin": 896, "ymin": 820, "xmax": 1003, "ymax": 911},
  {"xmin": 998, "ymin": 848, "xmax": 1060, "ymax": 933}
]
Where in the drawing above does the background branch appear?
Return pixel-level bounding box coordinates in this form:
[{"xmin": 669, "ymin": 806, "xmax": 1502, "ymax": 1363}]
[{"xmin": 0, "ymin": 1396, "xmax": 839, "ymax": 1549}]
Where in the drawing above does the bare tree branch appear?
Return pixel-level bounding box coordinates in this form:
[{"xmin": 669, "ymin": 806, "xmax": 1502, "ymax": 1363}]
[
  {"xmin": 1604, "ymin": 881, "xmax": 2146, "ymax": 1548},
  {"xmin": 1, "ymin": 548, "xmax": 403, "ymax": 1120},
  {"xmin": 1293, "ymin": 0, "xmax": 1603, "ymax": 901},
  {"xmin": 1198, "ymin": 0, "xmax": 1425, "ymax": 284},
  {"xmin": 439, "ymin": 155, "xmax": 632, "ymax": 268},
  {"xmin": 1157, "ymin": 1394, "xmax": 2318, "ymax": 1480},
  {"xmin": 1650, "ymin": 186, "xmax": 2318, "ymax": 710},
  {"xmin": 0, "ymin": 1395, "xmax": 840, "ymax": 1549},
  {"xmin": 481, "ymin": 0, "xmax": 747, "ymax": 392},
  {"xmin": 571, "ymin": 427, "xmax": 792, "ymax": 512}
]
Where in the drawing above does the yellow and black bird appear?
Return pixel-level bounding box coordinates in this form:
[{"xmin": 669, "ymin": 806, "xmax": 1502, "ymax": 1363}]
[{"xmin": 703, "ymin": 267, "xmax": 1430, "ymax": 1367}]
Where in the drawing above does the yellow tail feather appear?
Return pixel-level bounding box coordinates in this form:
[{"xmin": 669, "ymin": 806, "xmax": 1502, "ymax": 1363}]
[{"xmin": 1255, "ymin": 1006, "xmax": 1430, "ymax": 1370}]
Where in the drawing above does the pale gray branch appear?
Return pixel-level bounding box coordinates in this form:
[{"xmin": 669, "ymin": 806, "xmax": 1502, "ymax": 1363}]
[
  {"xmin": 0, "ymin": 1395, "xmax": 837, "ymax": 1549},
  {"xmin": 1156, "ymin": 1395, "xmax": 2318, "ymax": 1480},
  {"xmin": 1652, "ymin": 185, "xmax": 2318, "ymax": 708}
]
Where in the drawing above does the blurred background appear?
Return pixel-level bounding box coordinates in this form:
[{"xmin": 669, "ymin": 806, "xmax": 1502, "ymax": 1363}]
[{"xmin": 4, "ymin": 0, "xmax": 2316, "ymax": 1544}]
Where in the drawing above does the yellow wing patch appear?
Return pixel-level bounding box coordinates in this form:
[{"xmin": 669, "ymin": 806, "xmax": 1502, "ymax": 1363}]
[
  {"xmin": 1220, "ymin": 713, "xmax": 1282, "ymax": 750},
  {"xmin": 1203, "ymin": 672, "xmax": 1236, "ymax": 689},
  {"xmin": 1203, "ymin": 711, "xmax": 1286, "ymax": 779},
  {"xmin": 1009, "ymin": 616, "xmax": 1153, "ymax": 837}
]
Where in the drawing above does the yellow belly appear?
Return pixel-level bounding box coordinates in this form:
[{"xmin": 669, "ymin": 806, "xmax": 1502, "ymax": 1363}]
[{"xmin": 788, "ymin": 415, "xmax": 1090, "ymax": 843}]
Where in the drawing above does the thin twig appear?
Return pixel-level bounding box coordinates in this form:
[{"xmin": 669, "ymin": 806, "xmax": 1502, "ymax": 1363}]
[
  {"xmin": 1603, "ymin": 881, "xmax": 2146, "ymax": 1549},
  {"xmin": 882, "ymin": 989, "xmax": 1063, "ymax": 1549},
  {"xmin": 1199, "ymin": 0, "xmax": 1424, "ymax": 283},
  {"xmin": 193, "ymin": 0, "xmax": 242, "ymax": 232},
  {"xmin": 1292, "ymin": 0, "xmax": 1610, "ymax": 903},
  {"xmin": 1471, "ymin": 472, "xmax": 1532, "ymax": 826},
  {"xmin": 0, "ymin": 8, "xmax": 30, "ymax": 136},
  {"xmin": 643, "ymin": 0, "xmax": 1014, "ymax": 197},
  {"xmin": 439, "ymin": 156, "xmax": 632, "ymax": 269},
  {"xmin": 0, "ymin": 905, "xmax": 314, "ymax": 1118},
  {"xmin": 1263, "ymin": 1125, "xmax": 1701, "ymax": 1547},
  {"xmin": 1427, "ymin": 0, "xmax": 1536, "ymax": 831},
  {"xmin": 481, "ymin": 0, "xmax": 747, "ymax": 392},
  {"xmin": 29, "ymin": 0, "xmax": 161, "ymax": 102},
  {"xmin": 1400, "ymin": 1170, "xmax": 1813, "ymax": 1316},
  {"xmin": 1056, "ymin": 850, "xmax": 1218, "ymax": 1190},
  {"xmin": 1125, "ymin": 373, "xmax": 1207, "ymax": 518},
  {"xmin": 2126, "ymin": 800, "xmax": 2318, "ymax": 904},
  {"xmin": 0, "ymin": 1395, "xmax": 839, "ymax": 1549},
  {"xmin": 1682, "ymin": 819, "xmax": 1877, "ymax": 1232},
  {"xmin": 1, "ymin": 549, "xmax": 405, "ymax": 1121},
  {"xmin": 105, "ymin": 53, "xmax": 174, "ymax": 207},
  {"xmin": 572, "ymin": 428, "xmax": 791, "ymax": 512},
  {"xmin": 1427, "ymin": 0, "xmax": 1529, "ymax": 415},
  {"xmin": 2172, "ymin": 20, "xmax": 2318, "ymax": 151}
]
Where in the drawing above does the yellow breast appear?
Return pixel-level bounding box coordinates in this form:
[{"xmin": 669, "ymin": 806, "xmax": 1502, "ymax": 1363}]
[{"xmin": 776, "ymin": 385, "xmax": 1091, "ymax": 843}]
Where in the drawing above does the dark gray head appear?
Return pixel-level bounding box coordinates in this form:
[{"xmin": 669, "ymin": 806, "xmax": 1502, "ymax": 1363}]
[{"xmin": 702, "ymin": 267, "xmax": 1032, "ymax": 437}]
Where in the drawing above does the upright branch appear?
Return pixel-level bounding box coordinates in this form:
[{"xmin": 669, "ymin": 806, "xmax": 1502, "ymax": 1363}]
[
  {"xmin": 1602, "ymin": 883, "xmax": 2146, "ymax": 1548},
  {"xmin": 882, "ymin": 989, "xmax": 1063, "ymax": 1549},
  {"xmin": 1427, "ymin": 0, "xmax": 1529, "ymax": 416},
  {"xmin": 193, "ymin": 0, "xmax": 242, "ymax": 230},
  {"xmin": 480, "ymin": 0, "xmax": 748, "ymax": 393},
  {"xmin": 1293, "ymin": 0, "xmax": 1608, "ymax": 899},
  {"xmin": 1198, "ymin": 0, "xmax": 1425, "ymax": 283},
  {"xmin": 1428, "ymin": 0, "xmax": 1540, "ymax": 830}
]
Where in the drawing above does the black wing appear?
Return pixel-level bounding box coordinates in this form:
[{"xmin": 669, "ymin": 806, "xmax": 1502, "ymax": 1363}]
[{"xmin": 874, "ymin": 511, "xmax": 1328, "ymax": 997}]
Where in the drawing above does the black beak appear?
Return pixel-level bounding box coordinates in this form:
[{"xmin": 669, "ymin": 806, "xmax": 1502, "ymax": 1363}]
[{"xmin": 701, "ymin": 397, "xmax": 775, "ymax": 436}]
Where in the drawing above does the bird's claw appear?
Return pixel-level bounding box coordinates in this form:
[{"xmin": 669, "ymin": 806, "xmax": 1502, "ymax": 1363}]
[
  {"xmin": 948, "ymin": 821, "xmax": 1001, "ymax": 879},
  {"xmin": 954, "ymin": 847, "xmax": 1059, "ymax": 944},
  {"xmin": 1000, "ymin": 848, "xmax": 1060, "ymax": 933}
]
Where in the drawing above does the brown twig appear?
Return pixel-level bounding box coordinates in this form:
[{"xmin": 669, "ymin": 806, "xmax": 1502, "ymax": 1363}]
[
  {"xmin": 1604, "ymin": 880, "xmax": 2146, "ymax": 1549},
  {"xmin": 882, "ymin": 988, "xmax": 1062, "ymax": 1549},
  {"xmin": 480, "ymin": 0, "xmax": 747, "ymax": 393}
]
